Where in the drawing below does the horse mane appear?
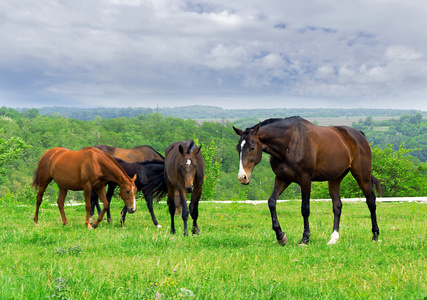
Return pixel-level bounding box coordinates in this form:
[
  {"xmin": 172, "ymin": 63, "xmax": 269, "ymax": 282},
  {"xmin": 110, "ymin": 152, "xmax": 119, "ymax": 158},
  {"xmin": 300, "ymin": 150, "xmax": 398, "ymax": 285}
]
[
  {"xmin": 247, "ymin": 116, "xmax": 303, "ymax": 131},
  {"xmin": 87, "ymin": 147, "xmax": 132, "ymax": 181},
  {"xmin": 186, "ymin": 139, "xmax": 195, "ymax": 154}
]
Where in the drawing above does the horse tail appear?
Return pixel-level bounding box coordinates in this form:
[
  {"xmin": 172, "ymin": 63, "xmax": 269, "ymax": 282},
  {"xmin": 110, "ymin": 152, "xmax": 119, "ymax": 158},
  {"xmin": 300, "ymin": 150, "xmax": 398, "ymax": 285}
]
[
  {"xmin": 140, "ymin": 160, "xmax": 168, "ymax": 202},
  {"xmin": 371, "ymin": 175, "xmax": 382, "ymax": 197},
  {"xmin": 32, "ymin": 169, "xmax": 39, "ymax": 189}
]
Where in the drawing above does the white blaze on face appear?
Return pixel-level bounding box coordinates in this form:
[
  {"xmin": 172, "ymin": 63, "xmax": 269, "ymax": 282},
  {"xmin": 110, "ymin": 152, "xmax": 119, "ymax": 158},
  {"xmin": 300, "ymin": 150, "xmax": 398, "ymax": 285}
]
[
  {"xmin": 238, "ymin": 140, "xmax": 248, "ymax": 181},
  {"xmin": 186, "ymin": 159, "xmax": 191, "ymax": 167},
  {"xmin": 132, "ymin": 186, "xmax": 136, "ymax": 211}
]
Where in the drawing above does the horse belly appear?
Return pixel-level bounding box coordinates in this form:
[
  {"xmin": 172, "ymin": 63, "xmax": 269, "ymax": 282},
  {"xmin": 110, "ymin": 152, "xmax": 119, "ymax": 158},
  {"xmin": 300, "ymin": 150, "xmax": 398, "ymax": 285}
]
[
  {"xmin": 50, "ymin": 163, "xmax": 85, "ymax": 191},
  {"xmin": 312, "ymin": 151, "xmax": 351, "ymax": 181}
]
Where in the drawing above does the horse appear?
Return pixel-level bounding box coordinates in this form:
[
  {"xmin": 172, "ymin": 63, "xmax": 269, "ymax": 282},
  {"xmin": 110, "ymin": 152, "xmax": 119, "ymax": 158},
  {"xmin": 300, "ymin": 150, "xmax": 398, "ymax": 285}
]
[
  {"xmin": 92, "ymin": 144, "xmax": 168, "ymax": 218},
  {"xmin": 89, "ymin": 158, "xmax": 167, "ymax": 227},
  {"xmin": 233, "ymin": 116, "xmax": 381, "ymax": 246},
  {"xmin": 32, "ymin": 147, "xmax": 137, "ymax": 229},
  {"xmin": 93, "ymin": 144, "xmax": 164, "ymax": 163},
  {"xmin": 164, "ymin": 139, "xmax": 204, "ymax": 236}
]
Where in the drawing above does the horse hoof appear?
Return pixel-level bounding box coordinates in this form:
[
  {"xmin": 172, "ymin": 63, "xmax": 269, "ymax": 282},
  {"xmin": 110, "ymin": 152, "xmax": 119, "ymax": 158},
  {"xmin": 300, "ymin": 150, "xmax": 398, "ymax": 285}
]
[
  {"xmin": 372, "ymin": 232, "xmax": 380, "ymax": 241},
  {"xmin": 278, "ymin": 234, "xmax": 288, "ymax": 246},
  {"xmin": 298, "ymin": 237, "xmax": 309, "ymax": 246},
  {"xmin": 156, "ymin": 224, "xmax": 162, "ymax": 229},
  {"xmin": 191, "ymin": 227, "xmax": 200, "ymax": 235}
]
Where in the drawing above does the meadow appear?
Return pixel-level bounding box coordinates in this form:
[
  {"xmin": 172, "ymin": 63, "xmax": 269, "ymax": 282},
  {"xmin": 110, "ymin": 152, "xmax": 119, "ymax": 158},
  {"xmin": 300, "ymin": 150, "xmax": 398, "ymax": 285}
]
[{"xmin": 0, "ymin": 198, "xmax": 426, "ymax": 299}]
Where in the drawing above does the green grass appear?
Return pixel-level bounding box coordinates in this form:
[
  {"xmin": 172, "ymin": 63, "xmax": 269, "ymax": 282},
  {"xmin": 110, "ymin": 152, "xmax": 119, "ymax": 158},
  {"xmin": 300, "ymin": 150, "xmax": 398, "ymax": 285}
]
[{"xmin": 0, "ymin": 199, "xmax": 426, "ymax": 299}]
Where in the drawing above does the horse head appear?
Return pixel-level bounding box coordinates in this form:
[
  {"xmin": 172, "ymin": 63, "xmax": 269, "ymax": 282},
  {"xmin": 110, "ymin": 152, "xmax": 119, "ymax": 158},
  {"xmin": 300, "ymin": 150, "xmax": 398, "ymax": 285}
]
[
  {"xmin": 119, "ymin": 174, "xmax": 138, "ymax": 213},
  {"xmin": 178, "ymin": 143, "xmax": 201, "ymax": 193},
  {"xmin": 233, "ymin": 124, "xmax": 263, "ymax": 185}
]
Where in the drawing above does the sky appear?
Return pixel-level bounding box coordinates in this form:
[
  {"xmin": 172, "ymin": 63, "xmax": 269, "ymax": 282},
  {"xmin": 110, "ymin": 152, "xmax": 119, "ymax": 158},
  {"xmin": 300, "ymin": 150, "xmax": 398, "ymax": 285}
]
[{"xmin": 1, "ymin": 0, "xmax": 427, "ymax": 111}]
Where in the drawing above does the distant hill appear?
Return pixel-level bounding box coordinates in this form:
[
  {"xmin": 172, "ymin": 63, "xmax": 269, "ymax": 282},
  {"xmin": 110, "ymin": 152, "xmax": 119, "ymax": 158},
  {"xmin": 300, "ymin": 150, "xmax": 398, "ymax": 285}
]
[{"xmin": 18, "ymin": 105, "xmax": 425, "ymax": 121}]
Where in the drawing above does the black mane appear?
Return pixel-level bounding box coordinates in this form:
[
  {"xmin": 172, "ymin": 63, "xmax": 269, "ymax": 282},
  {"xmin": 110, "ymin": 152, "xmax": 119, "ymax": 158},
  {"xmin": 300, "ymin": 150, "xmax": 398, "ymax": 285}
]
[{"xmin": 246, "ymin": 116, "xmax": 302, "ymax": 132}]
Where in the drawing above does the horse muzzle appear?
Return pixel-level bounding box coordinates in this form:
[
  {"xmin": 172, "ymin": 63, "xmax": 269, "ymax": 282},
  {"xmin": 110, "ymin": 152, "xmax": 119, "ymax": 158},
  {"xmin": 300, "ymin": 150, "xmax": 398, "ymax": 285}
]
[
  {"xmin": 185, "ymin": 186, "xmax": 194, "ymax": 193},
  {"xmin": 127, "ymin": 207, "xmax": 136, "ymax": 214},
  {"xmin": 238, "ymin": 174, "xmax": 250, "ymax": 185}
]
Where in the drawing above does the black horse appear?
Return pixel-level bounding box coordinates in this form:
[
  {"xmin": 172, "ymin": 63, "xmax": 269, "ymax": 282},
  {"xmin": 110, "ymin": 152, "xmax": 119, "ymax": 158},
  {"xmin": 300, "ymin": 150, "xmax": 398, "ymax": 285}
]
[
  {"xmin": 90, "ymin": 158, "xmax": 167, "ymax": 227},
  {"xmin": 233, "ymin": 117, "xmax": 381, "ymax": 246}
]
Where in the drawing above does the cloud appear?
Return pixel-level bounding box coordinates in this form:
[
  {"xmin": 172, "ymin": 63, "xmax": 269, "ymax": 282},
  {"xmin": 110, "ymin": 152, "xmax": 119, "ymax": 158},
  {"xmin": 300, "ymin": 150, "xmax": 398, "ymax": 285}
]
[{"xmin": 0, "ymin": 0, "xmax": 427, "ymax": 110}]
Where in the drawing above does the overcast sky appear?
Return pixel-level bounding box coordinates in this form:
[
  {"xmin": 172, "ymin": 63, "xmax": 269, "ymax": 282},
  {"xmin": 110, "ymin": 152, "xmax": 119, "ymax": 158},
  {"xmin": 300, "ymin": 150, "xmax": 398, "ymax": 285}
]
[{"xmin": 1, "ymin": 0, "xmax": 427, "ymax": 110}]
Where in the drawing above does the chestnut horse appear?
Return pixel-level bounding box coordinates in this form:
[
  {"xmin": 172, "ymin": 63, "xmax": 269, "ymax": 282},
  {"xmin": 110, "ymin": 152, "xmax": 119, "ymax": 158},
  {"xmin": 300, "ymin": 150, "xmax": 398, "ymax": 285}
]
[
  {"xmin": 233, "ymin": 117, "xmax": 381, "ymax": 246},
  {"xmin": 90, "ymin": 158, "xmax": 167, "ymax": 227},
  {"xmin": 91, "ymin": 144, "xmax": 166, "ymax": 225},
  {"xmin": 164, "ymin": 139, "xmax": 204, "ymax": 236},
  {"xmin": 32, "ymin": 147, "xmax": 137, "ymax": 229}
]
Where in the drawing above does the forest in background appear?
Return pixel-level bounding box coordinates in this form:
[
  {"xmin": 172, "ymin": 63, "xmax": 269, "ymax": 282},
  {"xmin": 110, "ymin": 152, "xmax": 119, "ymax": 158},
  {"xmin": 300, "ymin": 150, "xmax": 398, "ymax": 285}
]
[
  {"xmin": 1, "ymin": 106, "xmax": 427, "ymax": 203},
  {"xmin": 17, "ymin": 105, "xmax": 426, "ymax": 121}
]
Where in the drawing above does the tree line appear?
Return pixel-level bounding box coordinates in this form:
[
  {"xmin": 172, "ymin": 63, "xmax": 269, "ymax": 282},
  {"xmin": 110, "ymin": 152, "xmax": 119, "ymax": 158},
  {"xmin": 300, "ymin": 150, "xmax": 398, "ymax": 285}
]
[{"xmin": 1, "ymin": 106, "xmax": 426, "ymax": 203}]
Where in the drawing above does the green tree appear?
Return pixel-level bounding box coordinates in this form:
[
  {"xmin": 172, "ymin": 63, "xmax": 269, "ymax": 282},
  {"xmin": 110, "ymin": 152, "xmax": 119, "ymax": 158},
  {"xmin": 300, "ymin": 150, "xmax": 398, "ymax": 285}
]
[
  {"xmin": 194, "ymin": 137, "xmax": 222, "ymax": 200},
  {"xmin": 0, "ymin": 129, "xmax": 31, "ymax": 183}
]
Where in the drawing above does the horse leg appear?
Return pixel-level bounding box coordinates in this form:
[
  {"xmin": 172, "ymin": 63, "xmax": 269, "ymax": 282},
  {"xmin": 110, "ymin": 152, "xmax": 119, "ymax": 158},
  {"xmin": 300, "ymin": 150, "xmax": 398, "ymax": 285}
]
[
  {"xmin": 143, "ymin": 190, "xmax": 161, "ymax": 228},
  {"xmin": 120, "ymin": 206, "xmax": 128, "ymax": 227},
  {"xmin": 354, "ymin": 174, "xmax": 380, "ymax": 241},
  {"xmin": 351, "ymin": 164, "xmax": 380, "ymax": 241},
  {"xmin": 179, "ymin": 189, "xmax": 189, "ymax": 236},
  {"xmin": 34, "ymin": 184, "xmax": 48, "ymax": 225},
  {"xmin": 189, "ymin": 188, "xmax": 202, "ymax": 235},
  {"xmin": 105, "ymin": 183, "xmax": 116, "ymax": 223},
  {"xmin": 83, "ymin": 188, "xmax": 94, "ymax": 229},
  {"xmin": 327, "ymin": 176, "xmax": 345, "ymax": 245},
  {"xmin": 168, "ymin": 189, "xmax": 176, "ymax": 234},
  {"xmin": 89, "ymin": 190, "xmax": 100, "ymax": 224},
  {"xmin": 268, "ymin": 177, "xmax": 290, "ymax": 246},
  {"xmin": 57, "ymin": 187, "xmax": 69, "ymax": 226},
  {"xmin": 299, "ymin": 178, "xmax": 312, "ymax": 245},
  {"xmin": 92, "ymin": 187, "xmax": 109, "ymax": 229}
]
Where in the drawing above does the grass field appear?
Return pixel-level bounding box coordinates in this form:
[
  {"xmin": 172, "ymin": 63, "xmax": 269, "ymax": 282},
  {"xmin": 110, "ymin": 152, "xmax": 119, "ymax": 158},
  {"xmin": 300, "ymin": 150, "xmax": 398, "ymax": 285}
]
[{"xmin": 0, "ymin": 198, "xmax": 426, "ymax": 299}]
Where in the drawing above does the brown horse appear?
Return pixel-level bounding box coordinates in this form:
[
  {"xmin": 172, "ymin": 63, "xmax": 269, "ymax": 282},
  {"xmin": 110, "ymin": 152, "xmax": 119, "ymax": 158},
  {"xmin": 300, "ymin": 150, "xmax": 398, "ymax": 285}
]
[
  {"xmin": 233, "ymin": 117, "xmax": 381, "ymax": 246},
  {"xmin": 164, "ymin": 139, "xmax": 204, "ymax": 236},
  {"xmin": 92, "ymin": 144, "xmax": 166, "ymax": 226},
  {"xmin": 32, "ymin": 147, "xmax": 137, "ymax": 229},
  {"xmin": 93, "ymin": 144, "xmax": 164, "ymax": 162}
]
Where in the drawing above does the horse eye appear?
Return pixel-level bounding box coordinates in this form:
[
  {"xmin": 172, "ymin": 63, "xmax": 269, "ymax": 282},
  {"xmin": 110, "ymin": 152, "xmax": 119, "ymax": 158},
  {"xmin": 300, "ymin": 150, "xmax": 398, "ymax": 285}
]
[{"xmin": 250, "ymin": 146, "xmax": 255, "ymax": 151}]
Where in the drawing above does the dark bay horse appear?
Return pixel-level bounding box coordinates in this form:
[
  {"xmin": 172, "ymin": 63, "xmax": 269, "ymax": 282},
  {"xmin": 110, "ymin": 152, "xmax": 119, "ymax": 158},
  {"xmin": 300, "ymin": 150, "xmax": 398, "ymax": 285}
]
[
  {"xmin": 90, "ymin": 158, "xmax": 167, "ymax": 227},
  {"xmin": 93, "ymin": 144, "xmax": 164, "ymax": 163},
  {"xmin": 233, "ymin": 117, "xmax": 381, "ymax": 246},
  {"xmin": 164, "ymin": 139, "xmax": 204, "ymax": 236},
  {"xmin": 32, "ymin": 147, "xmax": 137, "ymax": 229}
]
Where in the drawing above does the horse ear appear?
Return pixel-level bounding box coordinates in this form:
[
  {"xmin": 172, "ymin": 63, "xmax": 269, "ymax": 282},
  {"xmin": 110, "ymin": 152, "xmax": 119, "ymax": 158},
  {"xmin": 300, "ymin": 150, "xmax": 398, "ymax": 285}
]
[
  {"xmin": 131, "ymin": 174, "xmax": 137, "ymax": 182},
  {"xmin": 179, "ymin": 145, "xmax": 184, "ymax": 155},
  {"xmin": 233, "ymin": 126, "xmax": 244, "ymax": 136},
  {"xmin": 253, "ymin": 123, "xmax": 260, "ymax": 135},
  {"xmin": 193, "ymin": 144, "xmax": 202, "ymax": 155}
]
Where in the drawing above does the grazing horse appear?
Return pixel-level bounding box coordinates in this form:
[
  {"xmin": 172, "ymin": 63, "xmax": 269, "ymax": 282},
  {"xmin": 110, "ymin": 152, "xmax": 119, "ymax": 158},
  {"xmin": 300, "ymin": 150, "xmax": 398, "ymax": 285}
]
[
  {"xmin": 164, "ymin": 139, "xmax": 204, "ymax": 236},
  {"xmin": 32, "ymin": 147, "xmax": 137, "ymax": 229},
  {"xmin": 90, "ymin": 158, "xmax": 167, "ymax": 227},
  {"xmin": 93, "ymin": 144, "xmax": 164, "ymax": 163},
  {"xmin": 233, "ymin": 117, "xmax": 381, "ymax": 246}
]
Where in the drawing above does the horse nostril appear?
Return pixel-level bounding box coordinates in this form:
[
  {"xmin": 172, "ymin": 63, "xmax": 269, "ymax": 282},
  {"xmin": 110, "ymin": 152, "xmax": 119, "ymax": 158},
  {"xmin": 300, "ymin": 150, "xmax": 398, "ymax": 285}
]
[
  {"xmin": 186, "ymin": 187, "xmax": 193, "ymax": 193},
  {"xmin": 243, "ymin": 175, "xmax": 247, "ymax": 180}
]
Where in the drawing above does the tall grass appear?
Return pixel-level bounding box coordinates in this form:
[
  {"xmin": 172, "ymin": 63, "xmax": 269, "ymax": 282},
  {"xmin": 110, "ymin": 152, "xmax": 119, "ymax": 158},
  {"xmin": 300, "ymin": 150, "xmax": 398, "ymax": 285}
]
[{"xmin": 0, "ymin": 199, "xmax": 426, "ymax": 299}]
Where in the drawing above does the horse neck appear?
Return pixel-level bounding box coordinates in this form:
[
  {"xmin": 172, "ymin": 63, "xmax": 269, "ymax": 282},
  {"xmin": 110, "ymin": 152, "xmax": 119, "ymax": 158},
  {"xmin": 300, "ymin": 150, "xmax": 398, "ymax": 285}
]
[
  {"xmin": 100, "ymin": 157, "xmax": 129, "ymax": 186},
  {"xmin": 258, "ymin": 124, "xmax": 293, "ymax": 160}
]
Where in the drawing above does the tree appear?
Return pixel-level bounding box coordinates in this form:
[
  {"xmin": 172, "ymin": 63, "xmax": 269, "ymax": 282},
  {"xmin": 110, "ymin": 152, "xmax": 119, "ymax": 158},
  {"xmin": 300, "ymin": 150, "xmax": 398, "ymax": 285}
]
[
  {"xmin": 194, "ymin": 137, "xmax": 222, "ymax": 200},
  {"xmin": 0, "ymin": 129, "xmax": 31, "ymax": 183}
]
